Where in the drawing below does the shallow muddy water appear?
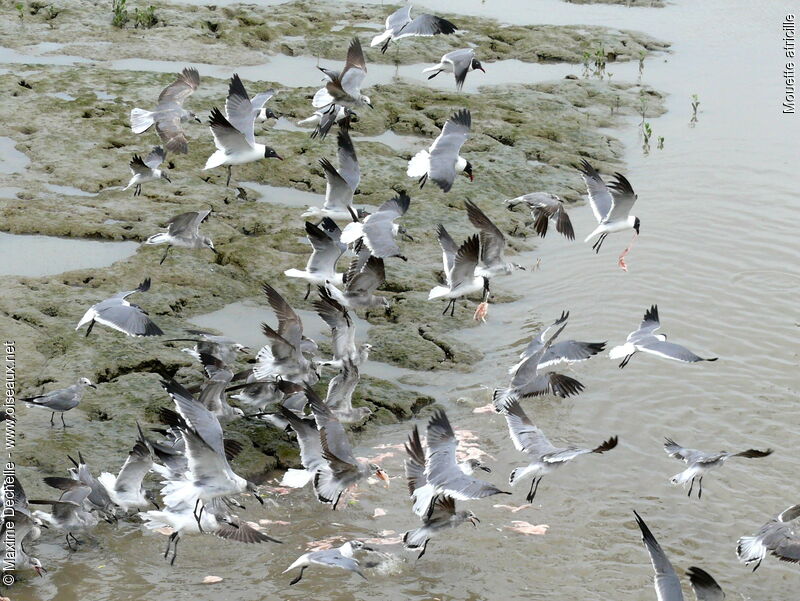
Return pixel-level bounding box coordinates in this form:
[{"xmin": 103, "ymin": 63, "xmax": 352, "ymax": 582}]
[{"xmin": 8, "ymin": 1, "xmax": 800, "ymax": 600}]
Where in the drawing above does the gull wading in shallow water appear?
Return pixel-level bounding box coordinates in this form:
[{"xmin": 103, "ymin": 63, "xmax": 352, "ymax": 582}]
[
  {"xmin": 408, "ymin": 109, "xmax": 473, "ymax": 193},
  {"xmin": 124, "ymin": 146, "xmax": 170, "ymax": 197},
  {"xmin": 371, "ymin": 5, "xmax": 458, "ymax": 53},
  {"xmin": 423, "ymin": 48, "xmax": 485, "ymax": 90},
  {"xmin": 609, "ymin": 305, "xmax": 718, "ymax": 368},
  {"xmin": 663, "ymin": 437, "xmax": 773, "ymax": 498},
  {"xmin": 578, "ymin": 159, "xmax": 640, "ymax": 270},
  {"xmin": 283, "ymin": 540, "xmax": 374, "ymax": 585}
]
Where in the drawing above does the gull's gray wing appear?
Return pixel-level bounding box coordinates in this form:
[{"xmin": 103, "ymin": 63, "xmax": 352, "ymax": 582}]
[
  {"xmin": 686, "ymin": 567, "xmax": 725, "ymax": 601},
  {"xmin": 448, "ymin": 234, "xmax": 480, "ymax": 288},
  {"xmin": 166, "ymin": 210, "xmax": 208, "ymax": 237},
  {"xmin": 250, "ymin": 90, "xmax": 275, "ymax": 112},
  {"xmin": 510, "ymin": 321, "xmax": 568, "ymax": 387},
  {"xmin": 308, "ymin": 550, "xmax": 364, "ymax": 576},
  {"xmin": 502, "ymin": 399, "xmax": 557, "ymax": 457},
  {"xmin": 156, "ymin": 67, "xmax": 200, "ymax": 109},
  {"xmin": 156, "ymin": 116, "xmax": 190, "ymax": 155},
  {"xmin": 314, "ymin": 287, "xmax": 354, "ymax": 361},
  {"xmin": 304, "ymin": 220, "xmax": 345, "ymax": 275},
  {"xmin": 129, "ymin": 154, "xmax": 153, "ymax": 177},
  {"xmin": 605, "ymin": 172, "xmax": 638, "ymax": 223},
  {"xmin": 384, "ymin": 4, "xmax": 412, "ymax": 31},
  {"xmin": 325, "ymin": 361, "xmax": 359, "ymax": 412},
  {"xmin": 278, "ymin": 406, "xmax": 326, "ymax": 473},
  {"xmin": 443, "ymin": 48, "xmax": 474, "ymax": 90},
  {"xmin": 663, "ymin": 438, "xmax": 708, "ymax": 464},
  {"xmin": 209, "ymin": 107, "xmax": 252, "ymax": 153},
  {"xmin": 396, "ymin": 13, "xmax": 458, "ymax": 39},
  {"xmin": 214, "ymin": 517, "xmax": 282, "ymax": 544},
  {"xmin": 306, "ymin": 385, "xmax": 358, "ymax": 467},
  {"xmin": 537, "ymin": 340, "xmax": 606, "ymax": 368},
  {"xmin": 339, "ymin": 38, "xmax": 367, "ymax": 99},
  {"xmin": 143, "ymin": 146, "xmax": 166, "ymax": 169},
  {"xmin": 639, "ymin": 341, "xmax": 716, "ymax": 364},
  {"xmin": 160, "ymin": 379, "xmax": 225, "ymax": 458},
  {"xmin": 465, "ymin": 200, "xmax": 505, "ymax": 268},
  {"xmin": 634, "ymin": 511, "xmax": 685, "ymax": 601},
  {"xmin": 361, "ymin": 193, "xmax": 410, "ymax": 258},
  {"xmin": 113, "ymin": 431, "xmax": 152, "ymax": 495},
  {"xmin": 262, "ymin": 284, "xmax": 304, "ymax": 350},
  {"xmin": 428, "ymin": 109, "xmax": 471, "ymax": 192},
  {"xmin": 542, "ymin": 436, "xmax": 617, "ymax": 464},
  {"xmin": 425, "ymin": 409, "xmax": 507, "ymax": 501},
  {"xmin": 346, "ymin": 256, "xmax": 385, "ymax": 295},
  {"xmin": 630, "ymin": 305, "xmax": 661, "ymax": 340},
  {"xmin": 518, "ymin": 311, "xmax": 569, "ymax": 360},
  {"xmin": 523, "ymin": 194, "xmax": 574, "ymax": 241},
  {"xmin": 436, "ymin": 224, "xmax": 458, "ymax": 276},
  {"xmin": 225, "ymin": 74, "xmax": 258, "ymax": 146},
  {"xmin": 404, "ymin": 425, "xmax": 428, "ymax": 495},
  {"xmin": 577, "ymin": 159, "xmax": 613, "ymax": 223},
  {"xmin": 25, "ymin": 385, "xmax": 80, "ymax": 411},
  {"xmin": 319, "ymin": 158, "xmax": 353, "ymax": 211},
  {"xmin": 95, "ymin": 303, "xmax": 163, "ymax": 337},
  {"xmin": 337, "ymin": 129, "xmax": 360, "ymax": 191}
]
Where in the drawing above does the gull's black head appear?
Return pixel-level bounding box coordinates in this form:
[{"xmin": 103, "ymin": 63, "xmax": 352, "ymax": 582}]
[
  {"xmin": 263, "ymin": 108, "xmax": 278, "ymax": 120},
  {"xmin": 264, "ymin": 147, "xmax": 283, "ymax": 160},
  {"xmin": 633, "ymin": 216, "xmax": 641, "ymax": 235},
  {"xmin": 464, "ymin": 160, "xmax": 474, "ymax": 182},
  {"xmin": 471, "ymin": 58, "xmax": 486, "ymax": 73}
]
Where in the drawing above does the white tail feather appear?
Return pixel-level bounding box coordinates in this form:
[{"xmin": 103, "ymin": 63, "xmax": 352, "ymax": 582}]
[
  {"xmin": 427, "ymin": 286, "xmax": 450, "ymax": 300},
  {"xmin": 144, "ymin": 232, "xmax": 170, "ymax": 245},
  {"xmin": 370, "ymin": 31, "xmax": 393, "ymax": 47},
  {"xmin": 609, "ymin": 343, "xmax": 635, "ymax": 360},
  {"xmin": 340, "ymin": 222, "xmax": 364, "ymax": 245},
  {"xmin": 737, "ymin": 535, "xmax": 765, "ymax": 563},
  {"xmin": 280, "ymin": 468, "xmax": 313, "ymax": 488},
  {"xmin": 204, "ymin": 150, "xmax": 227, "ymax": 170},
  {"xmin": 407, "ymin": 150, "xmax": 430, "ymax": 178},
  {"xmin": 130, "ymin": 108, "xmax": 155, "ymax": 134}
]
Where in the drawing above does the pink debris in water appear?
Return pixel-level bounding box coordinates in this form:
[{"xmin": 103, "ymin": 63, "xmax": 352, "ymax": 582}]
[
  {"xmin": 473, "ymin": 403, "xmax": 495, "ymax": 414},
  {"xmin": 259, "ymin": 519, "xmax": 290, "ymax": 526},
  {"xmin": 373, "ymin": 508, "xmax": 387, "ymax": 518},
  {"xmin": 202, "ymin": 576, "xmax": 223, "ymax": 584},
  {"xmin": 306, "ymin": 536, "xmax": 347, "ymax": 551},
  {"xmin": 473, "ymin": 301, "xmax": 489, "ymax": 322},
  {"xmin": 493, "ymin": 503, "xmax": 534, "ymax": 513},
  {"xmin": 372, "ymin": 443, "xmax": 405, "ymax": 451},
  {"xmin": 505, "ymin": 521, "xmax": 549, "ymax": 535}
]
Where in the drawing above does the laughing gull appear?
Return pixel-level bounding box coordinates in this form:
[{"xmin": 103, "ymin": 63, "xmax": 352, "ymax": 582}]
[
  {"xmin": 408, "ymin": 109, "xmax": 473, "ymax": 192},
  {"xmin": 341, "ymin": 192, "xmax": 412, "ymax": 260},
  {"xmin": 429, "ymin": 229, "xmax": 489, "ymax": 319},
  {"xmin": 633, "ymin": 511, "xmax": 684, "ymax": 601},
  {"xmin": 22, "ymin": 377, "xmax": 95, "ymax": 427},
  {"xmin": 303, "ymin": 129, "xmax": 360, "ymax": 220},
  {"xmin": 165, "ymin": 330, "xmax": 249, "ymax": 366},
  {"xmin": 403, "ymin": 494, "xmax": 478, "ymax": 559},
  {"xmin": 664, "ymin": 437, "xmax": 773, "ymax": 498},
  {"xmin": 686, "ymin": 567, "xmax": 725, "ymax": 601},
  {"xmin": 465, "ymin": 199, "xmax": 523, "ymax": 276},
  {"xmin": 494, "ymin": 314, "xmax": 585, "ymax": 410},
  {"xmin": 578, "ymin": 159, "xmax": 640, "ymax": 270},
  {"xmin": 196, "ymin": 354, "xmax": 244, "ymax": 423},
  {"xmin": 423, "ymin": 48, "xmax": 484, "ymax": 90},
  {"xmin": 285, "ymin": 219, "xmax": 347, "ymax": 299},
  {"xmin": 313, "ymin": 37, "xmax": 372, "ymax": 119},
  {"xmin": 302, "ymin": 107, "xmax": 357, "ymax": 140},
  {"xmin": 306, "ymin": 385, "xmax": 389, "ymax": 508},
  {"xmin": 324, "ymin": 360, "xmax": 371, "ymax": 424},
  {"xmin": 313, "ymin": 287, "xmax": 371, "ymax": 369},
  {"xmin": 252, "ymin": 284, "xmax": 319, "ymax": 383},
  {"xmin": 131, "ymin": 67, "xmax": 201, "ymax": 154},
  {"xmin": 278, "ymin": 405, "xmax": 327, "ymax": 489},
  {"xmin": 371, "ymin": 5, "xmax": 457, "ymax": 53},
  {"xmin": 76, "ymin": 278, "xmax": 163, "ymax": 337},
  {"xmin": 283, "ymin": 540, "xmax": 373, "ymax": 585},
  {"xmin": 505, "ymin": 192, "xmax": 575, "ymax": 240},
  {"xmin": 738, "ymin": 504, "xmax": 800, "ymax": 570},
  {"xmin": 67, "ymin": 451, "xmax": 116, "ymax": 519},
  {"xmin": 144, "ymin": 209, "xmax": 217, "ymax": 264},
  {"xmin": 424, "ymin": 409, "xmax": 509, "ymax": 503},
  {"xmin": 503, "ymin": 399, "xmax": 617, "ymax": 502},
  {"xmin": 404, "ymin": 424, "xmax": 491, "ymax": 517},
  {"xmin": 141, "ymin": 497, "xmax": 280, "ymax": 565},
  {"xmin": 511, "ymin": 311, "xmax": 605, "ymax": 371},
  {"xmin": 30, "ymin": 477, "xmax": 99, "ymax": 549},
  {"xmin": 204, "ymin": 75, "xmax": 283, "ymax": 187},
  {"xmin": 609, "ymin": 305, "xmax": 718, "ymax": 368},
  {"xmin": 158, "ymin": 379, "xmax": 264, "ymax": 525},
  {"xmin": 124, "ymin": 146, "xmax": 170, "ymax": 197},
  {"xmin": 1, "ymin": 477, "xmax": 46, "ymax": 576},
  {"xmin": 97, "ymin": 425, "xmax": 157, "ymax": 512},
  {"xmin": 326, "ymin": 255, "xmax": 390, "ymax": 310}
]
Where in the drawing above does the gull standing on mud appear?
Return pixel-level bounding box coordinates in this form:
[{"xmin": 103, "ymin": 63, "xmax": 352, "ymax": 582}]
[
  {"xmin": 502, "ymin": 399, "xmax": 617, "ymax": 502},
  {"xmin": 423, "ymin": 48, "xmax": 485, "ymax": 90},
  {"xmin": 578, "ymin": 159, "xmax": 640, "ymax": 270},
  {"xmin": 22, "ymin": 377, "xmax": 95, "ymax": 427},
  {"xmin": 465, "ymin": 199, "xmax": 523, "ymax": 277},
  {"xmin": 609, "ymin": 305, "xmax": 718, "ymax": 368},
  {"xmin": 204, "ymin": 74, "xmax": 283, "ymax": 186},
  {"xmin": 737, "ymin": 504, "xmax": 800, "ymax": 571},
  {"xmin": 130, "ymin": 67, "xmax": 201, "ymax": 154},
  {"xmin": 664, "ymin": 437, "xmax": 773, "ymax": 498},
  {"xmin": 303, "ymin": 129, "xmax": 360, "ymax": 221},
  {"xmin": 342, "ymin": 192, "xmax": 412, "ymax": 260},
  {"xmin": 429, "ymin": 229, "xmax": 489, "ymax": 320},
  {"xmin": 283, "ymin": 540, "xmax": 373, "ymax": 585},
  {"xmin": 312, "ymin": 38, "xmax": 372, "ymax": 125},
  {"xmin": 124, "ymin": 146, "xmax": 170, "ymax": 197},
  {"xmin": 505, "ymin": 192, "xmax": 575, "ymax": 241},
  {"xmin": 285, "ymin": 219, "xmax": 347, "ymax": 299},
  {"xmin": 371, "ymin": 5, "xmax": 458, "ymax": 53},
  {"xmin": 408, "ymin": 109, "xmax": 473, "ymax": 192},
  {"xmin": 76, "ymin": 278, "xmax": 163, "ymax": 337},
  {"xmin": 144, "ymin": 209, "xmax": 217, "ymax": 264}
]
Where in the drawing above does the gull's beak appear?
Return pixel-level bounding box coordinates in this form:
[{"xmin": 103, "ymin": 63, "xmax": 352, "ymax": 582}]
[
  {"xmin": 88, "ymin": 384, "xmax": 97, "ymax": 389},
  {"xmin": 210, "ymin": 247, "xmax": 219, "ymax": 255},
  {"xmin": 150, "ymin": 499, "xmax": 160, "ymax": 510},
  {"xmin": 468, "ymin": 174, "xmax": 474, "ymax": 182},
  {"xmin": 401, "ymin": 232, "xmax": 414, "ymax": 242},
  {"xmin": 367, "ymin": 102, "xmax": 374, "ymax": 109},
  {"xmin": 376, "ymin": 470, "xmax": 390, "ymax": 485},
  {"xmin": 478, "ymin": 66, "xmax": 486, "ymax": 73},
  {"xmin": 239, "ymin": 346, "xmax": 251, "ymax": 354},
  {"xmin": 163, "ymin": 175, "xmax": 172, "ymax": 183},
  {"xmin": 35, "ymin": 565, "xmax": 46, "ymax": 577},
  {"xmin": 276, "ymin": 155, "xmax": 284, "ymax": 161},
  {"xmin": 362, "ymin": 545, "xmax": 376, "ymax": 552},
  {"xmin": 194, "ymin": 117, "xmax": 202, "ymax": 124},
  {"xmin": 253, "ymin": 492, "xmax": 265, "ymax": 505},
  {"xmin": 479, "ymin": 465, "xmax": 492, "ymax": 473},
  {"xmin": 514, "ymin": 263, "xmax": 526, "ymax": 271},
  {"xmin": 469, "ymin": 516, "xmax": 480, "ymax": 527}
]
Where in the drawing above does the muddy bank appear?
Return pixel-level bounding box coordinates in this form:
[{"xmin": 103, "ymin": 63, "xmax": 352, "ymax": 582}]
[{"xmin": 0, "ymin": 0, "xmax": 666, "ymax": 482}]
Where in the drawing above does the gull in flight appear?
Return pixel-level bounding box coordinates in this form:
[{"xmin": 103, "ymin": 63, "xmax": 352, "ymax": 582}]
[
  {"xmin": 76, "ymin": 278, "xmax": 163, "ymax": 337},
  {"xmin": 30, "ymin": 477, "xmax": 99, "ymax": 549},
  {"xmin": 312, "ymin": 37, "xmax": 372, "ymax": 126},
  {"xmin": 423, "ymin": 48, "xmax": 485, "ymax": 90},
  {"xmin": 97, "ymin": 425, "xmax": 157, "ymax": 512},
  {"xmin": 313, "ymin": 286, "xmax": 371, "ymax": 370},
  {"xmin": 503, "ymin": 399, "xmax": 617, "ymax": 502},
  {"xmin": 23, "ymin": 377, "xmax": 95, "ymax": 427},
  {"xmin": 428, "ymin": 229, "xmax": 489, "ymax": 320},
  {"xmin": 371, "ymin": 5, "xmax": 457, "ymax": 53},
  {"xmin": 302, "ymin": 129, "xmax": 360, "ymax": 221},
  {"xmin": 578, "ymin": 159, "xmax": 640, "ymax": 270},
  {"xmin": 283, "ymin": 540, "xmax": 373, "ymax": 585},
  {"xmin": 326, "ymin": 254, "xmax": 390, "ymax": 310},
  {"xmin": 204, "ymin": 74, "xmax": 283, "ymax": 186},
  {"xmin": 738, "ymin": 504, "xmax": 800, "ymax": 571},
  {"xmin": 124, "ymin": 146, "xmax": 170, "ymax": 197},
  {"xmin": 408, "ymin": 109, "xmax": 473, "ymax": 192},
  {"xmin": 465, "ymin": 199, "xmax": 524, "ymax": 277},
  {"xmin": 505, "ymin": 192, "xmax": 574, "ymax": 241},
  {"xmin": 609, "ymin": 305, "xmax": 718, "ymax": 368},
  {"xmin": 633, "ymin": 511, "xmax": 686, "ymax": 601},
  {"xmin": 130, "ymin": 67, "xmax": 201, "ymax": 154},
  {"xmin": 510, "ymin": 311, "xmax": 605, "ymax": 371},
  {"xmin": 664, "ymin": 437, "xmax": 773, "ymax": 498},
  {"xmin": 341, "ymin": 192, "xmax": 412, "ymax": 261},
  {"xmin": 403, "ymin": 494, "xmax": 478, "ymax": 559},
  {"xmin": 285, "ymin": 219, "xmax": 347, "ymax": 299},
  {"xmin": 144, "ymin": 209, "xmax": 217, "ymax": 264}
]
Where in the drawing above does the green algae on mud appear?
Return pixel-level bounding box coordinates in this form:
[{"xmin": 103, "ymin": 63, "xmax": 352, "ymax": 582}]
[{"xmin": 0, "ymin": 0, "xmax": 666, "ymax": 480}]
